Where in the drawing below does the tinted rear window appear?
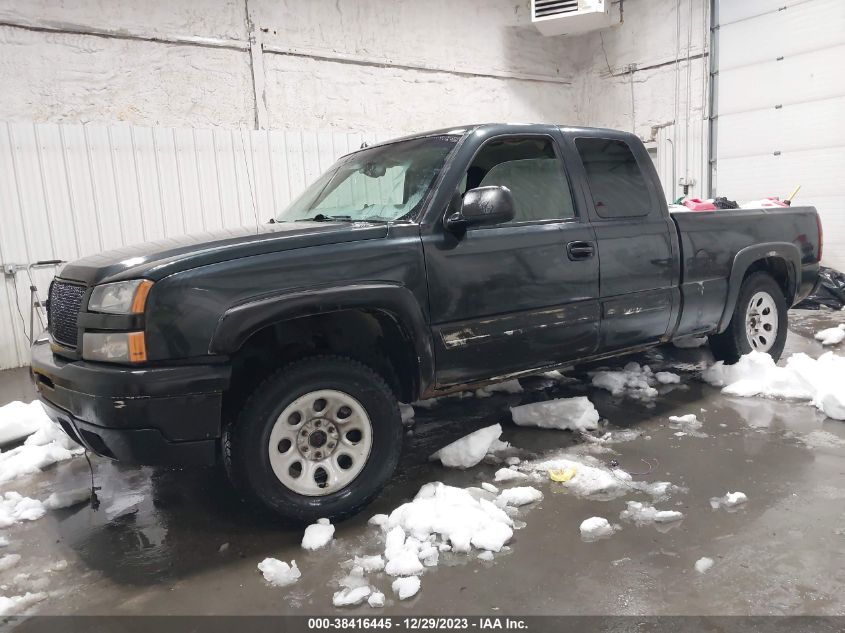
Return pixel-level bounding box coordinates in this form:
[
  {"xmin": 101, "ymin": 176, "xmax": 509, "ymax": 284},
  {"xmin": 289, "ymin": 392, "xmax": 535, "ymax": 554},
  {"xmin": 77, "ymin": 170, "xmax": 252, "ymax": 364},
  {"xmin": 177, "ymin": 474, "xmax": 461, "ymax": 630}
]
[{"xmin": 575, "ymin": 138, "xmax": 652, "ymax": 218}]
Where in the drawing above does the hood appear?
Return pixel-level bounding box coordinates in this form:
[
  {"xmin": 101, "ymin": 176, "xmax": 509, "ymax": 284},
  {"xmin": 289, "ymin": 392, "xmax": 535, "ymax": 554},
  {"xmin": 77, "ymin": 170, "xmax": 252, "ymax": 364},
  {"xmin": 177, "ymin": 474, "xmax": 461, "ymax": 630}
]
[{"xmin": 58, "ymin": 221, "xmax": 389, "ymax": 285}]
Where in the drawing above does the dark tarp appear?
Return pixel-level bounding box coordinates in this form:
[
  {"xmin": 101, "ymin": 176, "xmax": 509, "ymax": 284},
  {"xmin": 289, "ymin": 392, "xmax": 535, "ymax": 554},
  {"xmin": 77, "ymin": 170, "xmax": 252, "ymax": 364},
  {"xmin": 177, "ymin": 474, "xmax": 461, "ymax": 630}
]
[{"xmin": 794, "ymin": 266, "xmax": 845, "ymax": 310}]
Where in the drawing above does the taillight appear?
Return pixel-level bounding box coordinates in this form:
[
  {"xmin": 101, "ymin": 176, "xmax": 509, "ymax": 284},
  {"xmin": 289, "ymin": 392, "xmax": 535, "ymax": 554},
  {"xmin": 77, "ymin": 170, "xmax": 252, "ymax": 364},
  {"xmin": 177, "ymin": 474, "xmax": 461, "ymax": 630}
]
[{"xmin": 816, "ymin": 213, "xmax": 824, "ymax": 262}]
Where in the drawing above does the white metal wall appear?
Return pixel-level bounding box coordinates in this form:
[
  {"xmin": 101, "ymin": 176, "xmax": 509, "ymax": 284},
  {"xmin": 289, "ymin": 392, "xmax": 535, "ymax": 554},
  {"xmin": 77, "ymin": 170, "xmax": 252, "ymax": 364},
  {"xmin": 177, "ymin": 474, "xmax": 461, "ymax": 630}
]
[
  {"xmin": 714, "ymin": 0, "xmax": 845, "ymax": 271},
  {"xmin": 0, "ymin": 121, "xmax": 390, "ymax": 370}
]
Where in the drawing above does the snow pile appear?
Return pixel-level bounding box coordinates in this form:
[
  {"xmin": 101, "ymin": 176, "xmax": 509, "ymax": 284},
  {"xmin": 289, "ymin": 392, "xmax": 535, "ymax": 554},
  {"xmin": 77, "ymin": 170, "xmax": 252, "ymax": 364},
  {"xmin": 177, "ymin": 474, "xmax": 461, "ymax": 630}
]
[
  {"xmin": 494, "ymin": 467, "xmax": 527, "ymax": 482},
  {"xmin": 591, "ymin": 363, "xmax": 660, "ymax": 399},
  {"xmin": 0, "ymin": 591, "xmax": 47, "ymax": 616},
  {"xmin": 0, "ymin": 401, "xmax": 53, "ymax": 446},
  {"xmin": 257, "ymin": 558, "xmax": 301, "ymax": 587},
  {"xmin": 0, "ymin": 415, "xmax": 82, "ymax": 484},
  {"xmin": 703, "ymin": 351, "xmax": 845, "ymax": 420},
  {"xmin": 386, "ymin": 483, "xmax": 514, "ymax": 554},
  {"xmin": 579, "ymin": 517, "xmax": 618, "ymax": 541},
  {"xmin": 815, "ymin": 324, "xmax": 845, "ymax": 346},
  {"xmin": 430, "ymin": 424, "xmax": 502, "ymax": 469},
  {"xmin": 495, "ymin": 486, "xmax": 542, "ymax": 508},
  {"xmin": 399, "ymin": 404, "xmax": 415, "ymax": 423},
  {"xmin": 620, "ymin": 501, "xmax": 684, "ymax": 525},
  {"xmin": 302, "ymin": 518, "xmax": 335, "ymax": 550},
  {"xmin": 710, "ymin": 491, "xmax": 747, "ymax": 510},
  {"xmin": 0, "ymin": 553, "xmax": 21, "ymax": 572},
  {"xmin": 43, "ymin": 487, "xmax": 91, "ymax": 510},
  {"xmin": 474, "ymin": 379, "xmax": 524, "ymax": 398},
  {"xmin": 525, "ymin": 455, "xmax": 630, "ymax": 499},
  {"xmin": 333, "ymin": 585, "xmax": 372, "ymax": 607},
  {"xmin": 656, "ymin": 372, "xmax": 681, "ymax": 384},
  {"xmin": 673, "ymin": 336, "xmax": 708, "ymax": 349},
  {"xmin": 392, "ymin": 576, "xmax": 420, "ymax": 600},
  {"xmin": 694, "ymin": 557, "xmax": 714, "ymax": 574},
  {"xmin": 510, "ymin": 396, "xmax": 599, "ymax": 431},
  {"xmin": 669, "ymin": 414, "xmax": 707, "ymax": 438},
  {"xmin": 368, "ymin": 591, "xmax": 385, "ymax": 608},
  {"xmin": 0, "ymin": 492, "xmax": 45, "ymax": 528}
]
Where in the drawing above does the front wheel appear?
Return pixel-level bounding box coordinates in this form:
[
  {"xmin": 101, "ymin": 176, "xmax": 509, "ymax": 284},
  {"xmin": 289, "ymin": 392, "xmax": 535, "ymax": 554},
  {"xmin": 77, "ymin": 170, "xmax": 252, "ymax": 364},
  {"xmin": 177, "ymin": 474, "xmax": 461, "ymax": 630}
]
[
  {"xmin": 708, "ymin": 271, "xmax": 788, "ymax": 364},
  {"xmin": 223, "ymin": 355, "xmax": 403, "ymax": 522}
]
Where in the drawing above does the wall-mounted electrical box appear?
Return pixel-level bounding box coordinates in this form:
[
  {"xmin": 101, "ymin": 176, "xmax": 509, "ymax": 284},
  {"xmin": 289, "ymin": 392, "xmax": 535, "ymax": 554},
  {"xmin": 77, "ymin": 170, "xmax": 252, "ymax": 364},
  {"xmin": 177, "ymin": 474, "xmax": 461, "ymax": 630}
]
[{"xmin": 531, "ymin": 0, "xmax": 615, "ymax": 36}]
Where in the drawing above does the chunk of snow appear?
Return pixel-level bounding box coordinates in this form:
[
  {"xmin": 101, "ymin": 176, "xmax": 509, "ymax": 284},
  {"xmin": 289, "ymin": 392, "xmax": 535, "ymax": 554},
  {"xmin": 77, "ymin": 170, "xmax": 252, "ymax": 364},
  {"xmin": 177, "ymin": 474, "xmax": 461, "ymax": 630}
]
[
  {"xmin": 399, "ymin": 404, "xmax": 415, "ymax": 423},
  {"xmin": 0, "ymin": 554, "xmax": 21, "ymax": 572},
  {"xmin": 0, "ymin": 591, "xmax": 47, "ymax": 616},
  {"xmin": 333, "ymin": 586, "xmax": 372, "ymax": 607},
  {"xmin": 0, "ymin": 401, "xmax": 52, "ymax": 446},
  {"xmin": 695, "ymin": 557, "xmax": 714, "ymax": 574},
  {"xmin": 0, "ymin": 415, "xmax": 82, "ymax": 484},
  {"xmin": 368, "ymin": 591, "xmax": 385, "ymax": 608},
  {"xmin": 710, "ymin": 491, "xmax": 747, "ymax": 509},
  {"xmin": 579, "ymin": 517, "xmax": 617, "ymax": 541},
  {"xmin": 0, "ymin": 536, "xmax": 8, "ymax": 547},
  {"xmin": 368, "ymin": 514, "xmax": 388, "ymax": 529},
  {"xmin": 655, "ymin": 372, "xmax": 681, "ymax": 384},
  {"xmin": 386, "ymin": 482, "xmax": 513, "ymax": 555},
  {"xmin": 430, "ymin": 424, "xmax": 502, "ymax": 469},
  {"xmin": 703, "ymin": 351, "xmax": 845, "ymax": 420},
  {"xmin": 0, "ymin": 492, "xmax": 45, "ymax": 528},
  {"xmin": 493, "ymin": 468, "xmax": 527, "ymax": 482},
  {"xmin": 412, "ymin": 398, "xmax": 439, "ymax": 410},
  {"xmin": 43, "ymin": 487, "xmax": 91, "ymax": 510},
  {"xmin": 477, "ymin": 550, "xmax": 494, "ymax": 561},
  {"xmin": 620, "ymin": 501, "xmax": 683, "ymax": 524},
  {"xmin": 257, "ymin": 558, "xmax": 300, "ymax": 587},
  {"xmin": 353, "ymin": 555, "xmax": 384, "ymax": 573},
  {"xmin": 49, "ymin": 559, "xmax": 68, "ymax": 572},
  {"xmin": 384, "ymin": 549, "xmax": 424, "ymax": 576},
  {"xmin": 481, "ymin": 482, "xmax": 498, "ymax": 494},
  {"xmin": 475, "ymin": 380, "xmax": 524, "ymax": 398},
  {"xmin": 495, "ymin": 486, "xmax": 542, "ymax": 508},
  {"xmin": 673, "ymin": 336, "xmax": 708, "ymax": 348},
  {"xmin": 510, "ymin": 396, "xmax": 599, "ymax": 431},
  {"xmin": 302, "ymin": 518, "xmax": 335, "ymax": 550},
  {"xmin": 392, "ymin": 576, "xmax": 420, "ymax": 600},
  {"xmin": 591, "ymin": 363, "xmax": 658, "ymax": 399},
  {"xmin": 814, "ymin": 324, "xmax": 845, "ymax": 346}
]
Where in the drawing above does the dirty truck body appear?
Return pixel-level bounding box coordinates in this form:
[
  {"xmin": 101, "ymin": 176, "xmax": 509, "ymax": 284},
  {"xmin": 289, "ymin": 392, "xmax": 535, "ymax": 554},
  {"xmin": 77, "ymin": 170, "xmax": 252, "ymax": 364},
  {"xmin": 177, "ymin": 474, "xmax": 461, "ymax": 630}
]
[{"xmin": 30, "ymin": 124, "xmax": 822, "ymax": 520}]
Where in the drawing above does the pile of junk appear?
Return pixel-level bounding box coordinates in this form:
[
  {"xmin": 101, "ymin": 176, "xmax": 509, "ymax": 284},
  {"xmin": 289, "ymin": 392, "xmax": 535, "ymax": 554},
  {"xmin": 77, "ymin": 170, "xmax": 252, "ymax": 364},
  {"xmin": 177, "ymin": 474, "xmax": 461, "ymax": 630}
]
[
  {"xmin": 670, "ymin": 185, "xmax": 844, "ymax": 310},
  {"xmin": 669, "ymin": 185, "xmax": 802, "ymax": 212}
]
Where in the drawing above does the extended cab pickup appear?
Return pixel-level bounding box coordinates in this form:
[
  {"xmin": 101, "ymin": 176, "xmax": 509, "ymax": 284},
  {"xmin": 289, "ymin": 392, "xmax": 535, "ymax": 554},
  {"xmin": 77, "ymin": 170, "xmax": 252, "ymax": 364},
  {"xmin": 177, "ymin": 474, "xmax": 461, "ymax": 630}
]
[{"xmin": 30, "ymin": 124, "xmax": 822, "ymax": 520}]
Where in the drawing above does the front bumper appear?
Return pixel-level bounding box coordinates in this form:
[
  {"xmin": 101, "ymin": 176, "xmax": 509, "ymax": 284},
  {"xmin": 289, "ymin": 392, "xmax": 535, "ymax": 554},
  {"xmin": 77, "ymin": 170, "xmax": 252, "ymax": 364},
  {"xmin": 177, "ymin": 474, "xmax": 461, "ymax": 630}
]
[{"xmin": 30, "ymin": 337, "xmax": 230, "ymax": 466}]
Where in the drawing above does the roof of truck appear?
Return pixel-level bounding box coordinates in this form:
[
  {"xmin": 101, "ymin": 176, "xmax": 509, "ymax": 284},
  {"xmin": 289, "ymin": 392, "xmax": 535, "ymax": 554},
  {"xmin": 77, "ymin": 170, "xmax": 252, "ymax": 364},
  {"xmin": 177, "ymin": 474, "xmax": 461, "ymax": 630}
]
[{"xmin": 347, "ymin": 123, "xmax": 637, "ymax": 156}]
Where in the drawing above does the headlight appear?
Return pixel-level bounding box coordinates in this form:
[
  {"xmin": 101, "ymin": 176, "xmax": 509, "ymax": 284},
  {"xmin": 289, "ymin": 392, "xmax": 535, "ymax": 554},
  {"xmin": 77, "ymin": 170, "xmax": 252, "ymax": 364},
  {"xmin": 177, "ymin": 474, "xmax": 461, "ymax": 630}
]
[
  {"xmin": 88, "ymin": 280, "xmax": 153, "ymax": 314},
  {"xmin": 82, "ymin": 332, "xmax": 147, "ymax": 363}
]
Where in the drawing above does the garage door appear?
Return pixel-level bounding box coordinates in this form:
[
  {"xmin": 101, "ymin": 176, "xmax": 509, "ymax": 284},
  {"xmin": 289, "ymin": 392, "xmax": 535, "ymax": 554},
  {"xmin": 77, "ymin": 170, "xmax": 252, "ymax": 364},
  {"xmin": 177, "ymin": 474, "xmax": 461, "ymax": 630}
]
[{"xmin": 714, "ymin": 0, "xmax": 845, "ymax": 272}]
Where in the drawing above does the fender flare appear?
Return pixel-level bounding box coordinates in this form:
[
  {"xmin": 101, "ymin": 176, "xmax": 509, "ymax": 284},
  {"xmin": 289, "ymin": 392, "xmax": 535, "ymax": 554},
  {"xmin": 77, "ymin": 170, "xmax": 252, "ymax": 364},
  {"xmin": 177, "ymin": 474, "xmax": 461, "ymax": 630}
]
[
  {"xmin": 716, "ymin": 242, "xmax": 800, "ymax": 332},
  {"xmin": 208, "ymin": 282, "xmax": 434, "ymax": 398}
]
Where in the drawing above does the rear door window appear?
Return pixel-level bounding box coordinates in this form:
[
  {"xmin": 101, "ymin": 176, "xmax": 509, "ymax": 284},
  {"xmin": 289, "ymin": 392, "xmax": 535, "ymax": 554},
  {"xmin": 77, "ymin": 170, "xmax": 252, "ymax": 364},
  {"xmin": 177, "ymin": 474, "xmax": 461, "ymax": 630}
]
[{"xmin": 574, "ymin": 138, "xmax": 652, "ymax": 219}]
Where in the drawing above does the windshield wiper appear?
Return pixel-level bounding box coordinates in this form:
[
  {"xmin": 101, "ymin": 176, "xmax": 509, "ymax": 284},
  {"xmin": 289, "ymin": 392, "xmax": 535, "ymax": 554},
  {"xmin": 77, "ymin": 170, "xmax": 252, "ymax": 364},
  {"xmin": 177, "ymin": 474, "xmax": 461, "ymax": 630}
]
[{"xmin": 296, "ymin": 214, "xmax": 353, "ymax": 222}]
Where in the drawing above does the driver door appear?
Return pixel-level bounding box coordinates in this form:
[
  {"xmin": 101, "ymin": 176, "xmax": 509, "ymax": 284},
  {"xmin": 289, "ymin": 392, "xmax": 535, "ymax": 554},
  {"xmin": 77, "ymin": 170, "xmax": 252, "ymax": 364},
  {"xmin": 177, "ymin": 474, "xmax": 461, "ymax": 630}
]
[{"xmin": 421, "ymin": 133, "xmax": 600, "ymax": 387}]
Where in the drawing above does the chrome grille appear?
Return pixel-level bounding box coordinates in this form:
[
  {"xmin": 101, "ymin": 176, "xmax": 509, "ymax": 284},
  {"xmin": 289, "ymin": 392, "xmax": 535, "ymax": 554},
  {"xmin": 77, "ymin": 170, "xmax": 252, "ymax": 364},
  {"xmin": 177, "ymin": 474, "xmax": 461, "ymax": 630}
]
[{"xmin": 48, "ymin": 281, "xmax": 86, "ymax": 348}]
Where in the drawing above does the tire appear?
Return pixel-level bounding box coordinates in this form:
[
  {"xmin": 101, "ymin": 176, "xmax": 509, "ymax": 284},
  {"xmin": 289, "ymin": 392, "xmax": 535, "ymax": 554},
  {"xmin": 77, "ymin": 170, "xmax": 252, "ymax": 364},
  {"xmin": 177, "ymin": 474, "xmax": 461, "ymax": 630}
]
[
  {"xmin": 223, "ymin": 355, "xmax": 403, "ymax": 522},
  {"xmin": 708, "ymin": 271, "xmax": 788, "ymax": 364}
]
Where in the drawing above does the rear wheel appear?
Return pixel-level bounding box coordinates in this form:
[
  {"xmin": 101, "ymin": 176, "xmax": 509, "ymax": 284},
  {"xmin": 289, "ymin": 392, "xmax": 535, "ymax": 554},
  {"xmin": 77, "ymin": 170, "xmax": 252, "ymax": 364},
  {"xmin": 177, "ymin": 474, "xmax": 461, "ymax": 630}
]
[
  {"xmin": 709, "ymin": 272, "xmax": 788, "ymax": 364},
  {"xmin": 223, "ymin": 355, "xmax": 403, "ymax": 522}
]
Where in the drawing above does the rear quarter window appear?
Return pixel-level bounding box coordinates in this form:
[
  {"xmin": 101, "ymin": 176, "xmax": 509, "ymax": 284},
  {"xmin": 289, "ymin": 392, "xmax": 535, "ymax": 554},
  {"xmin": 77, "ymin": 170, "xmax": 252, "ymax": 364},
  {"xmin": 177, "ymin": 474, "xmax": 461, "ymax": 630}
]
[{"xmin": 575, "ymin": 137, "xmax": 652, "ymax": 219}]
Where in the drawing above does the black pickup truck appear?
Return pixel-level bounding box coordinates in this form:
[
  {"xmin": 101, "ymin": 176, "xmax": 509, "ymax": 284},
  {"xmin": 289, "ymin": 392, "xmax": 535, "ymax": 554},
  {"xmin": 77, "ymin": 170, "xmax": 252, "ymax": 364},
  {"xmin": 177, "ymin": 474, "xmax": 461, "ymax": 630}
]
[{"xmin": 30, "ymin": 124, "xmax": 822, "ymax": 520}]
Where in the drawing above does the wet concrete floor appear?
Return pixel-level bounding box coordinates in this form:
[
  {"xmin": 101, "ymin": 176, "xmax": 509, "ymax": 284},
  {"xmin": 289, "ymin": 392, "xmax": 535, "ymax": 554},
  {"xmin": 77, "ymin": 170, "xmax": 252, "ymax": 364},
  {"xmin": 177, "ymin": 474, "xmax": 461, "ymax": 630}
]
[{"xmin": 2, "ymin": 309, "xmax": 845, "ymax": 615}]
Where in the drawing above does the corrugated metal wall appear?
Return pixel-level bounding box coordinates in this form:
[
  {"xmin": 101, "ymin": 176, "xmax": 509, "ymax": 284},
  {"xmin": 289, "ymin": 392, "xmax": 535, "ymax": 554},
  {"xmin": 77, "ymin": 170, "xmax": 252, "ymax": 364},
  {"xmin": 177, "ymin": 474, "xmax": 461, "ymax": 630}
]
[{"xmin": 0, "ymin": 121, "xmax": 391, "ymax": 370}]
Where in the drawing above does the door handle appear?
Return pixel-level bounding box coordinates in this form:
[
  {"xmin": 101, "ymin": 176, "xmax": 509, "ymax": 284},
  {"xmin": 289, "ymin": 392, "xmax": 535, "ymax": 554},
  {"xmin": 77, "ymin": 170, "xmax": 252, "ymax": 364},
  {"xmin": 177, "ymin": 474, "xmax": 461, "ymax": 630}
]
[{"xmin": 566, "ymin": 241, "xmax": 595, "ymax": 261}]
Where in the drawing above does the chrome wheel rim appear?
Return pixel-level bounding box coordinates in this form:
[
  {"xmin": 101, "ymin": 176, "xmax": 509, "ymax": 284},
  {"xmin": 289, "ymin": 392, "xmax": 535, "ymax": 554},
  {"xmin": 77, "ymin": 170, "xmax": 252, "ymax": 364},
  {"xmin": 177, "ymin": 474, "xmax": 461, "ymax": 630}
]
[
  {"xmin": 268, "ymin": 389, "xmax": 373, "ymax": 496},
  {"xmin": 745, "ymin": 291, "xmax": 778, "ymax": 353}
]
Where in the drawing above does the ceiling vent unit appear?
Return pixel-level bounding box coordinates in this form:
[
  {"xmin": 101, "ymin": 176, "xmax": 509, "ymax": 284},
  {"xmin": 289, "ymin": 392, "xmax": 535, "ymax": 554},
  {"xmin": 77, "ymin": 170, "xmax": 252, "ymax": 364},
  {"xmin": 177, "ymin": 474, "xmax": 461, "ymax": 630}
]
[{"xmin": 531, "ymin": 0, "xmax": 614, "ymax": 36}]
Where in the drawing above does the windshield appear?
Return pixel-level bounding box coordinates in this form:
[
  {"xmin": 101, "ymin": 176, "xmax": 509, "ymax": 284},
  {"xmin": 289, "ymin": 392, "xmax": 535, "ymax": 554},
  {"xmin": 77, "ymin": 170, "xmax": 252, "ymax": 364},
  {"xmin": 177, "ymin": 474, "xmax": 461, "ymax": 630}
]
[{"xmin": 276, "ymin": 135, "xmax": 460, "ymax": 223}]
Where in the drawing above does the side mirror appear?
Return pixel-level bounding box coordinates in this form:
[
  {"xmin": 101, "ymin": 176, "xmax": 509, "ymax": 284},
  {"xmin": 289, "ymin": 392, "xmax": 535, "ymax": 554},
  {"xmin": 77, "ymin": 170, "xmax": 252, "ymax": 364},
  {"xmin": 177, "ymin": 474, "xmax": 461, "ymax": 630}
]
[{"xmin": 444, "ymin": 186, "xmax": 515, "ymax": 232}]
